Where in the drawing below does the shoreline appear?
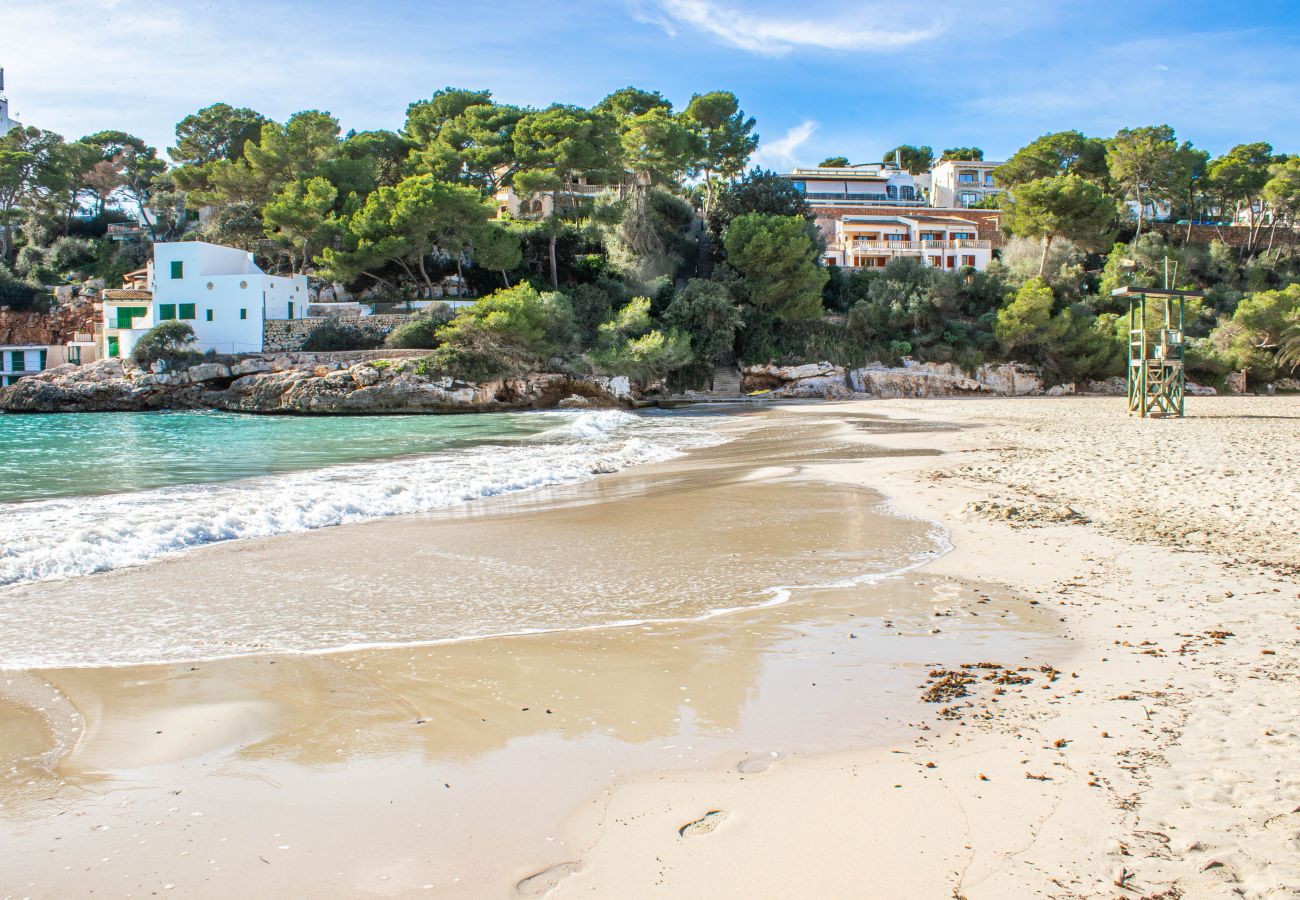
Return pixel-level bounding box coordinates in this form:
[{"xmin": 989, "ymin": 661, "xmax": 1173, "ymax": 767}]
[{"xmin": 1, "ymin": 397, "xmax": 1295, "ymax": 898}]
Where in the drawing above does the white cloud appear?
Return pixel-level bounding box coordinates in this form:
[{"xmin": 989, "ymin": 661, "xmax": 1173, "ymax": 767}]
[
  {"xmin": 753, "ymin": 120, "xmax": 818, "ymax": 170},
  {"xmin": 630, "ymin": 0, "xmax": 946, "ymax": 55}
]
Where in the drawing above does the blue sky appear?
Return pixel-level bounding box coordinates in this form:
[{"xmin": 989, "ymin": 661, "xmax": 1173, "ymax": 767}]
[{"xmin": 4, "ymin": 0, "xmax": 1299, "ymax": 166}]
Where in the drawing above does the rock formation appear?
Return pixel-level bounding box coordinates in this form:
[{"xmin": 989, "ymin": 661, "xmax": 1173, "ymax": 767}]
[{"xmin": 0, "ymin": 354, "xmax": 634, "ymax": 415}]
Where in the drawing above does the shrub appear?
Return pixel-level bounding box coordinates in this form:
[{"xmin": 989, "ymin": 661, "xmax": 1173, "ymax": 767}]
[
  {"xmin": 436, "ymin": 284, "xmax": 575, "ymax": 359},
  {"xmin": 300, "ymin": 319, "xmax": 383, "ymax": 352},
  {"xmin": 384, "ymin": 303, "xmax": 455, "ymax": 349},
  {"xmin": 131, "ymin": 321, "xmax": 201, "ymax": 368},
  {"xmin": 0, "ymin": 265, "xmax": 46, "ymax": 311},
  {"xmin": 663, "ymin": 279, "xmax": 743, "ymax": 363}
]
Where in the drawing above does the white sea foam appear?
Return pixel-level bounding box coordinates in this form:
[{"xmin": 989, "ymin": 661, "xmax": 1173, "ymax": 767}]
[{"xmin": 0, "ymin": 410, "xmax": 722, "ymax": 587}]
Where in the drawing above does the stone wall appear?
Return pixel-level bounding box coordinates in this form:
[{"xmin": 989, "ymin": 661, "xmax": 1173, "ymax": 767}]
[
  {"xmin": 262, "ymin": 313, "xmax": 418, "ymax": 353},
  {"xmin": 1149, "ymin": 222, "xmax": 1300, "ymax": 248}
]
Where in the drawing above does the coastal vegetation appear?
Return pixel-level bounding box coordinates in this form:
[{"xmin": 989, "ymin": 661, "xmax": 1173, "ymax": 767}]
[{"xmin": 1, "ymin": 91, "xmax": 1298, "ymax": 388}]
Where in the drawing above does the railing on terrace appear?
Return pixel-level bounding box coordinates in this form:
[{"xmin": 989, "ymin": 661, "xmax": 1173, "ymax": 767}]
[
  {"xmin": 836, "ymin": 239, "xmax": 991, "ymax": 252},
  {"xmin": 803, "ymin": 192, "xmax": 927, "ymax": 205},
  {"xmin": 563, "ymin": 184, "xmax": 624, "ymax": 195}
]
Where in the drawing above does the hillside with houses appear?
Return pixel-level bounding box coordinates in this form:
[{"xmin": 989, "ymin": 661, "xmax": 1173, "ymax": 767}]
[{"xmin": 1, "ymin": 71, "xmax": 1297, "ymax": 405}]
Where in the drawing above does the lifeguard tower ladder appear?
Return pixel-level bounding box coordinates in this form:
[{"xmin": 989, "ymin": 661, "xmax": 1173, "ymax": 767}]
[{"xmin": 1112, "ymin": 285, "xmax": 1201, "ymax": 418}]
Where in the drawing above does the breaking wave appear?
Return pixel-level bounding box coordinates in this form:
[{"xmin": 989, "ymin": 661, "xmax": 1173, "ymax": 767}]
[{"xmin": 0, "ymin": 410, "xmax": 722, "ymax": 587}]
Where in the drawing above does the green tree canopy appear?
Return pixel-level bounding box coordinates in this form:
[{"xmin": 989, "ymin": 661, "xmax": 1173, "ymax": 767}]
[
  {"xmin": 999, "ymin": 174, "xmax": 1117, "ymax": 276},
  {"xmin": 818, "ymin": 156, "xmax": 850, "ymax": 168},
  {"xmin": 682, "ymin": 91, "xmax": 758, "ymax": 218},
  {"xmin": 169, "ymin": 103, "xmax": 268, "ymax": 191},
  {"xmin": 995, "ymin": 277, "xmax": 1069, "ymax": 354},
  {"xmin": 1107, "ymin": 125, "xmax": 1184, "ymax": 236},
  {"xmin": 662, "ymin": 278, "xmax": 743, "ymax": 361},
  {"xmin": 883, "ymin": 145, "xmax": 933, "ymax": 174},
  {"xmin": 941, "ymin": 146, "xmax": 984, "ymax": 161},
  {"xmin": 323, "ymin": 174, "xmax": 491, "ymax": 294},
  {"xmin": 995, "ymin": 131, "xmax": 1109, "ymax": 187},
  {"xmin": 723, "ymin": 212, "xmax": 827, "ymax": 320}
]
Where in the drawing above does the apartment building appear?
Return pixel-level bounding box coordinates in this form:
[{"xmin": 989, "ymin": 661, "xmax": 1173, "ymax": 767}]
[
  {"xmin": 928, "ymin": 159, "xmax": 1004, "ymax": 208},
  {"xmin": 783, "ymin": 164, "xmax": 924, "ymax": 208},
  {"xmin": 824, "ymin": 214, "xmax": 993, "ymax": 271}
]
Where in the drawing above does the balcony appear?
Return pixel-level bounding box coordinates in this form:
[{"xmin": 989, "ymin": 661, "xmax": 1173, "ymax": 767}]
[
  {"xmin": 804, "ymin": 192, "xmax": 927, "ymax": 206},
  {"xmin": 840, "ymin": 239, "xmax": 990, "ymax": 252}
]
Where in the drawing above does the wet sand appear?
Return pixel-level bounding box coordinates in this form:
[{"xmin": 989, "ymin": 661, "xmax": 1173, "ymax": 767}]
[{"xmin": 0, "ymin": 409, "xmax": 1060, "ymax": 897}]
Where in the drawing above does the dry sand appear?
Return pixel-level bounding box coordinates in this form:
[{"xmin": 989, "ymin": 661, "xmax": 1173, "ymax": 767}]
[
  {"xmin": 550, "ymin": 397, "xmax": 1300, "ymax": 900},
  {"xmin": 1, "ymin": 396, "xmax": 1296, "ymax": 899}
]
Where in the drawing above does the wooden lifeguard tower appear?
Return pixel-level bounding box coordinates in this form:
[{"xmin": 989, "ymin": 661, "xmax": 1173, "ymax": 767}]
[{"xmin": 1112, "ymin": 285, "xmax": 1202, "ymax": 418}]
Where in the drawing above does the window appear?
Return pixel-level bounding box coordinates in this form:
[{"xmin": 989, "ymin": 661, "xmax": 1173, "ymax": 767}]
[
  {"xmin": 901, "ymin": 186, "xmax": 915, "ymax": 200},
  {"xmin": 159, "ymin": 304, "xmax": 176, "ymax": 321},
  {"xmin": 791, "ymin": 181, "xmax": 806, "ymax": 192},
  {"xmin": 8, "ymin": 351, "xmax": 22, "ymax": 372},
  {"xmin": 179, "ymin": 303, "xmax": 196, "ymax": 320},
  {"xmin": 115, "ymin": 306, "xmax": 148, "ymax": 329},
  {"xmin": 170, "ymin": 260, "xmax": 183, "ymax": 279},
  {"xmin": 960, "ymin": 192, "xmax": 977, "ymax": 207},
  {"xmin": 885, "ymin": 184, "xmax": 898, "ymax": 199},
  {"xmin": 108, "ymin": 336, "xmax": 120, "ymax": 358},
  {"xmin": 947, "ymin": 256, "xmax": 957, "ymax": 269},
  {"xmin": 239, "ymin": 309, "xmax": 248, "ymax": 320},
  {"xmin": 961, "ymin": 255, "xmax": 977, "ymax": 267},
  {"xmin": 206, "ymin": 309, "xmax": 214, "ymax": 322},
  {"xmin": 929, "ymin": 256, "xmax": 942, "ymax": 268},
  {"xmin": 239, "ymin": 280, "xmax": 248, "ymax": 290},
  {"xmin": 37, "ymin": 349, "xmax": 46, "ymax": 370},
  {"xmin": 287, "ymin": 301, "xmax": 294, "ymax": 320}
]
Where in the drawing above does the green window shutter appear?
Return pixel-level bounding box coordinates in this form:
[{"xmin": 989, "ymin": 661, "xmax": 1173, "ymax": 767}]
[
  {"xmin": 179, "ymin": 303, "xmax": 196, "ymax": 320},
  {"xmin": 159, "ymin": 304, "xmax": 176, "ymax": 321},
  {"xmin": 206, "ymin": 309, "xmax": 213, "ymax": 322},
  {"xmin": 8, "ymin": 351, "xmax": 20, "ymax": 371},
  {"xmin": 115, "ymin": 307, "xmax": 146, "ymax": 329},
  {"xmin": 170, "ymin": 260, "xmax": 183, "ymax": 279},
  {"xmin": 287, "ymin": 301, "xmax": 294, "ymax": 320},
  {"xmin": 239, "ymin": 309, "xmax": 247, "ymax": 320},
  {"xmin": 108, "ymin": 337, "xmax": 120, "ymax": 358},
  {"xmin": 38, "ymin": 350, "xmax": 47, "ymax": 370}
]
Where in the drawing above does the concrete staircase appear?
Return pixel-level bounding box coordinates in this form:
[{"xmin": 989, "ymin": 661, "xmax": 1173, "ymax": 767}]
[{"xmin": 711, "ymin": 365, "xmax": 742, "ymax": 396}]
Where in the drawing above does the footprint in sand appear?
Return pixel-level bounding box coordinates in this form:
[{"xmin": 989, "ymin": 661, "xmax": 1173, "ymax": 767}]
[
  {"xmin": 678, "ymin": 810, "xmax": 728, "ymax": 838},
  {"xmin": 516, "ymin": 861, "xmax": 582, "ymax": 897},
  {"xmin": 738, "ymin": 752, "xmax": 780, "ymax": 774}
]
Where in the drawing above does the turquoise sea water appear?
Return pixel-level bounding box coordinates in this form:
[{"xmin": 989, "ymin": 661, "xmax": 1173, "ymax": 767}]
[
  {"xmin": 0, "ymin": 410, "xmax": 559, "ymax": 503},
  {"xmin": 0, "ymin": 408, "xmax": 723, "ymax": 588}
]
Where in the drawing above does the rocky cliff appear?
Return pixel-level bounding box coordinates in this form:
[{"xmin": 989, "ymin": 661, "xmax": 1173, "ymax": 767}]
[
  {"xmin": 744, "ymin": 360, "xmax": 1044, "ymax": 399},
  {"xmin": 0, "ymin": 354, "xmax": 635, "ymax": 415}
]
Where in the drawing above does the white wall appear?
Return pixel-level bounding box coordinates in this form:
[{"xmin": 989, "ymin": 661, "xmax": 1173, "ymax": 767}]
[
  {"xmin": 148, "ymin": 242, "xmax": 308, "ymax": 355},
  {"xmin": 0, "ymin": 346, "xmax": 49, "ymax": 386}
]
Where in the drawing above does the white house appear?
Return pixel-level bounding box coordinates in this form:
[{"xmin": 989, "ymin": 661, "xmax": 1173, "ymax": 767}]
[
  {"xmin": 825, "ymin": 214, "xmax": 993, "ymax": 271},
  {"xmin": 0, "ymin": 68, "xmax": 21, "ymax": 137},
  {"xmin": 783, "ymin": 163, "xmax": 924, "ymax": 208},
  {"xmin": 99, "ymin": 242, "xmax": 308, "ymax": 359},
  {"xmin": 927, "ymin": 159, "xmax": 1005, "ymax": 209},
  {"xmin": 1, "ymin": 345, "xmax": 49, "ymax": 387}
]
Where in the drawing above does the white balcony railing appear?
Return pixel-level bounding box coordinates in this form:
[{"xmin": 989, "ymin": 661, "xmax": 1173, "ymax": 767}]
[{"xmin": 838, "ymin": 239, "xmax": 990, "ymax": 252}]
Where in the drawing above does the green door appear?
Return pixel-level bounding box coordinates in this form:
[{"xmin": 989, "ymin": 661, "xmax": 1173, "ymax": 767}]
[{"xmin": 107, "ymin": 337, "xmax": 120, "ymax": 358}]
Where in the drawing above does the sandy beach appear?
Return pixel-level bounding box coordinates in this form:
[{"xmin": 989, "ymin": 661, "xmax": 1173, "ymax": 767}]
[{"xmin": 1, "ymin": 396, "xmax": 1297, "ymax": 899}]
